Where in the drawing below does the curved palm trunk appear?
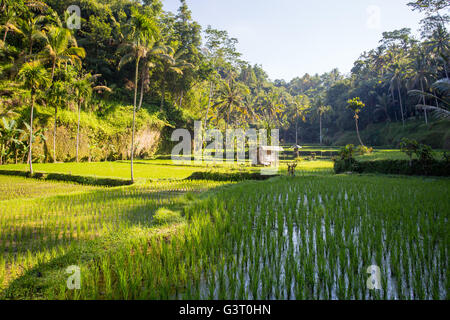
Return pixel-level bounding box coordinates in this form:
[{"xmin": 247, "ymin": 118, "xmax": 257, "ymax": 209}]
[
  {"xmin": 131, "ymin": 57, "xmax": 140, "ymax": 183},
  {"xmin": 3, "ymin": 29, "xmax": 8, "ymax": 43},
  {"xmin": 76, "ymin": 99, "xmax": 81, "ymax": 162},
  {"xmin": 355, "ymin": 116, "xmax": 364, "ymax": 146},
  {"xmin": 420, "ymin": 80, "xmax": 428, "ymax": 125},
  {"xmin": 53, "ymin": 105, "xmax": 57, "ymax": 162},
  {"xmin": 51, "ymin": 60, "xmax": 56, "ymax": 81},
  {"xmin": 397, "ymin": 85, "xmax": 405, "ymax": 127},
  {"xmin": 29, "ymin": 95, "xmax": 35, "ymax": 175},
  {"xmin": 138, "ymin": 79, "xmax": 145, "ymax": 111}
]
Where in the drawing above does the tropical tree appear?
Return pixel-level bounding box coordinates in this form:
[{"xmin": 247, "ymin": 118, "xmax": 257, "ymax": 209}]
[
  {"xmin": 375, "ymin": 93, "xmax": 392, "ymax": 122},
  {"xmin": 0, "ymin": 117, "xmax": 23, "ymax": 165},
  {"xmin": 73, "ymin": 73, "xmax": 111, "ymax": 162},
  {"xmin": 347, "ymin": 97, "xmax": 366, "ymax": 146},
  {"xmin": 18, "ymin": 12, "xmax": 46, "ymax": 56},
  {"xmin": 408, "ymin": 51, "xmax": 433, "ymax": 124},
  {"xmin": 409, "ymin": 78, "xmax": 450, "ymax": 118},
  {"xmin": 47, "ymin": 80, "xmax": 67, "ymax": 162},
  {"xmin": 158, "ymin": 45, "xmax": 193, "ymax": 112},
  {"xmin": 292, "ymin": 94, "xmax": 311, "ymax": 145},
  {"xmin": 118, "ymin": 7, "xmax": 159, "ymax": 183},
  {"xmin": 17, "ymin": 61, "xmax": 50, "ymax": 174},
  {"xmin": 212, "ymin": 79, "xmax": 249, "ymax": 130},
  {"xmin": 317, "ymin": 104, "xmax": 332, "ymax": 145},
  {"xmin": 386, "ymin": 54, "xmax": 409, "ymax": 126},
  {"xmin": 36, "ymin": 25, "xmax": 86, "ymax": 80},
  {"xmin": 424, "ymin": 24, "xmax": 450, "ymax": 78}
]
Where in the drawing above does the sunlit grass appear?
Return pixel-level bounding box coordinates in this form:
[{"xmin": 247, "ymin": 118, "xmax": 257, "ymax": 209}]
[{"xmin": 0, "ymin": 175, "xmax": 97, "ymax": 201}]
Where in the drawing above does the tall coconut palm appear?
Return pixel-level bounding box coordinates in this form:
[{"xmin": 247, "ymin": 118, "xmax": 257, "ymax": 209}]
[
  {"xmin": 213, "ymin": 80, "xmax": 249, "ymax": 130},
  {"xmin": 347, "ymin": 97, "xmax": 366, "ymax": 146},
  {"xmin": 292, "ymin": 94, "xmax": 311, "ymax": 146},
  {"xmin": 18, "ymin": 13, "xmax": 46, "ymax": 56},
  {"xmin": 35, "ymin": 25, "xmax": 85, "ymax": 80},
  {"xmin": 17, "ymin": 61, "xmax": 49, "ymax": 175},
  {"xmin": 118, "ymin": 8, "xmax": 159, "ymax": 183},
  {"xmin": 317, "ymin": 104, "xmax": 332, "ymax": 145},
  {"xmin": 408, "ymin": 51, "xmax": 433, "ymax": 124},
  {"xmin": 424, "ymin": 24, "xmax": 450, "ymax": 78},
  {"xmin": 386, "ymin": 58, "xmax": 408, "ymax": 126}
]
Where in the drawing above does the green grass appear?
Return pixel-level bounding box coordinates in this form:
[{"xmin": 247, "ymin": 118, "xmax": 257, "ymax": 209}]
[
  {"xmin": 0, "ymin": 158, "xmax": 336, "ymax": 181},
  {"xmin": 0, "ymin": 179, "xmax": 231, "ymax": 297},
  {"xmin": 0, "ymin": 161, "xmax": 203, "ymax": 180},
  {"xmin": 1, "ymin": 172, "xmax": 448, "ymax": 300},
  {"xmin": 0, "ymin": 175, "xmax": 97, "ymax": 201}
]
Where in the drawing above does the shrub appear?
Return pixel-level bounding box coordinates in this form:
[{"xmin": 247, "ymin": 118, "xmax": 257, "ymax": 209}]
[
  {"xmin": 153, "ymin": 208, "xmax": 183, "ymax": 225},
  {"xmin": 339, "ymin": 144, "xmax": 355, "ymax": 160},
  {"xmin": 334, "ymin": 159, "xmax": 450, "ymax": 176},
  {"xmin": 356, "ymin": 145, "xmax": 373, "ymax": 155}
]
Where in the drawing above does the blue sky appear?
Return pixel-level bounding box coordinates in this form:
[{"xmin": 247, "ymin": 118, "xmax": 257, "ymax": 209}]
[{"xmin": 162, "ymin": 0, "xmax": 426, "ymax": 81}]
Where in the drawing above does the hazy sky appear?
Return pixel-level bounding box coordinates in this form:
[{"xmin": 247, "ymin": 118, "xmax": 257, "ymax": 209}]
[{"xmin": 162, "ymin": 0, "xmax": 426, "ymax": 81}]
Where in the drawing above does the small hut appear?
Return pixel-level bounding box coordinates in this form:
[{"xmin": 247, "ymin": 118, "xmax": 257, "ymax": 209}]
[{"xmin": 257, "ymin": 146, "xmax": 284, "ymax": 166}]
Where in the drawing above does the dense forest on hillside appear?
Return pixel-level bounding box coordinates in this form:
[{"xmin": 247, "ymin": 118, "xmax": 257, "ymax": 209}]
[{"xmin": 0, "ymin": 0, "xmax": 449, "ymax": 165}]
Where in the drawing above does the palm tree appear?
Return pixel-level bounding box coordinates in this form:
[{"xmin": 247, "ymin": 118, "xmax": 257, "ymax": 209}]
[
  {"xmin": 292, "ymin": 94, "xmax": 311, "ymax": 145},
  {"xmin": 159, "ymin": 46, "xmax": 193, "ymax": 112},
  {"xmin": 409, "ymin": 78, "xmax": 450, "ymax": 119},
  {"xmin": 213, "ymin": 80, "xmax": 249, "ymax": 130},
  {"xmin": 424, "ymin": 24, "xmax": 450, "ymax": 78},
  {"xmin": 73, "ymin": 73, "xmax": 111, "ymax": 162},
  {"xmin": 17, "ymin": 61, "xmax": 50, "ymax": 175},
  {"xmin": 36, "ymin": 25, "xmax": 85, "ymax": 80},
  {"xmin": 258, "ymin": 88, "xmax": 285, "ymax": 131},
  {"xmin": 386, "ymin": 59, "xmax": 407, "ymax": 126},
  {"xmin": 18, "ymin": 12, "xmax": 46, "ymax": 56},
  {"xmin": 375, "ymin": 93, "xmax": 392, "ymax": 122},
  {"xmin": 118, "ymin": 8, "xmax": 159, "ymax": 183},
  {"xmin": 408, "ymin": 51, "xmax": 433, "ymax": 124},
  {"xmin": 1, "ymin": 9, "xmax": 21, "ymax": 44},
  {"xmin": 317, "ymin": 104, "xmax": 332, "ymax": 145},
  {"xmin": 347, "ymin": 97, "xmax": 366, "ymax": 146},
  {"xmin": 0, "ymin": 117, "xmax": 23, "ymax": 165}
]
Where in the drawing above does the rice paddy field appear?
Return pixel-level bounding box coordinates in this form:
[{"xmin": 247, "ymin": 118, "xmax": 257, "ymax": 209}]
[{"xmin": 0, "ymin": 153, "xmax": 448, "ymax": 300}]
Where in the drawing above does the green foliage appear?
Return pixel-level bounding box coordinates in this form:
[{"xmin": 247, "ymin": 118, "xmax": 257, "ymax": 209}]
[
  {"xmin": 338, "ymin": 144, "xmax": 355, "ymax": 160},
  {"xmin": 356, "ymin": 145, "xmax": 373, "ymax": 155},
  {"xmin": 334, "ymin": 158, "xmax": 449, "ymax": 176},
  {"xmin": 152, "ymin": 208, "xmax": 182, "ymax": 225}
]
